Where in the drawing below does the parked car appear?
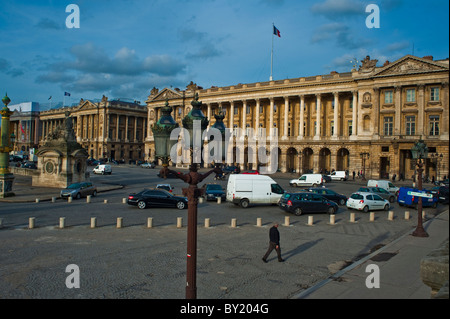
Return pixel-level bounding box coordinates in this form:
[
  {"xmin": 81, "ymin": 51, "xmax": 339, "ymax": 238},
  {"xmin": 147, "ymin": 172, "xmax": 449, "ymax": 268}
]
[
  {"xmin": 204, "ymin": 184, "xmax": 226, "ymax": 201},
  {"xmin": 346, "ymin": 192, "xmax": 390, "ymax": 212},
  {"xmin": 367, "ymin": 180, "xmax": 399, "ymax": 196},
  {"xmin": 278, "ymin": 192, "xmax": 338, "ymax": 216},
  {"xmin": 60, "ymin": 182, "xmax": 97, "ymax": 199},
  {"xmin": 127, "ymin": 189, "xmax": 188, "ymax": 210},
  {"xmin": 307, "ymin": 187, "xmax": 347, "ymax": 205},
  {"xmin": 140, "ymin": 162, "xmax": 155, "ymax": 168},
  {"xmin": 93, "ymin": 164, "xmax": 112, "ymax": 175},
  {"xmin": 397, "ymin": 187, "xmax": 438, "ymax": 209},
  {"xmin": 22, "ymin": 161, "xmax": 37, "ymax": 169},
  {"xmin": 289, "ymin": 174, "xmax": 323, "ymax": 187},
  {"xmin": 223, "ymin": 165, "xmax": 240, "ymax": 174},
  {"xmin": 430, "ymin": 186, "xmax": 449, "ymax": 204},
  {"xmin": 241, "ymin": 170, "xmax": 260, "ymax": 175},
  {"xmin": 322, "ymin": 175, "xmax": 332, "ymax": 183},
  {"xmin": 357, "ymin": 186, "xmax": 396, "ymax": 203},
  {"xmin": 156, "ymin": 184, "xmax": 174, "ymax": 193}
]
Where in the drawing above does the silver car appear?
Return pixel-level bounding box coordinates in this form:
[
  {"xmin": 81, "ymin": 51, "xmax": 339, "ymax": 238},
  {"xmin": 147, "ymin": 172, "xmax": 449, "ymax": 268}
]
[
  {"xmin": 357, "ymin": 187, "xmax": 396, "ymax": 203},
  {"xmin": 60, "ymin": 182, "xmax": 97, "ymax": 199}
]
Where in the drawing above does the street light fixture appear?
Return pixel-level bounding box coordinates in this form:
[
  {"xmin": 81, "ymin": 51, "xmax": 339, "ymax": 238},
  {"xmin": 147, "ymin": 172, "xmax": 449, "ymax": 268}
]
[
  {"xmin": 154, "ymin": 94, "xmax": 221, "ymax": 299},
  {"xmin": 360, "ymin": 152, "xmax": 370, "ymax": 181},
  {"xmin": 410, "ymin": 139, "xmax": 429, "ymax": 238}
]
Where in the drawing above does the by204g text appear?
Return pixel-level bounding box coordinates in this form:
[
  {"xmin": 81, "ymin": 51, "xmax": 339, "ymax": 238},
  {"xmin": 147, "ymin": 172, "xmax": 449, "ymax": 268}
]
[{"xmin": 224, "ymin": 303, "xmax": 269, "ymax": 314}]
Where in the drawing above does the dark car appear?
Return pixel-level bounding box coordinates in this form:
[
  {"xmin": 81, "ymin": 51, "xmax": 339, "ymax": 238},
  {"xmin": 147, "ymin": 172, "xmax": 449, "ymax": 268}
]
[
  {"xmin": 357, "ymin": 186, "xmax": 396, "ymax": 203},
  {"xmin": 278, "ymin": 192, "xmax": 338, "ymax": 216},
  {"xmin": 157, "ymin": 171, "xmax": 180, "ymax": 179},
  {"xmin": 22, "ymin": 161, "xmax": 37, "ymax": 169},
  {"xmin": 322, "ymin": 175, "xmax": 332, "ymax": 183},
  {"xmin": 430, "ymin": 186, "xmax": 449, "ymax": 204},
  {"xmin": 127, "ymin": 189, "xmax": 188, "ymax": 210},
  {"xmin": 223, "ymin": 166, "xmax": 240, "ymax": 174},
  {"xmin": 204, "ymin": 184, "xmax": 226, "ymax": 201},
  {"xmin": 307, "ymin": 187, "xmax": 347, "ymax": 205}
]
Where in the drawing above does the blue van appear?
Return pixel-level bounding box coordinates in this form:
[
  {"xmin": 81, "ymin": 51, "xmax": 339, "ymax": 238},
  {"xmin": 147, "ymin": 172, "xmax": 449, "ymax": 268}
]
[{"xmin": 397, "ymin": 187, "xmax": 438, "ymax": 209}]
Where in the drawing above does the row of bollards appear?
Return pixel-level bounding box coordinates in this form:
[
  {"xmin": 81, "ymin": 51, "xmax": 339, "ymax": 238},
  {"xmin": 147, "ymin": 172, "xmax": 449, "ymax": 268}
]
[
  {"xmin": 37, "ymin": 196, "xmax": 222, "ymax": 204},
  {"xmin": 7, "ymin": 210, "xmax": 422, "ymax": 230}
]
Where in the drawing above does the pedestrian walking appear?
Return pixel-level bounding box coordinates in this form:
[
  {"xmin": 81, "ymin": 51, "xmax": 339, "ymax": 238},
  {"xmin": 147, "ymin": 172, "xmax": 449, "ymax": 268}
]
[{"xmin": 262, "ymin": 223, "xmax": 284, "ymax": 263}]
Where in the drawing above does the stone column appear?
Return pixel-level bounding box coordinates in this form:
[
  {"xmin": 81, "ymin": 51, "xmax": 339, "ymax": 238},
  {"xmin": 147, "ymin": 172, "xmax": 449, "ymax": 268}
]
[
  {"xmin": 255, "ymin": 99, "xmax": 260, "ymax": 137},
  {"xmin": 351, "ymin": 91, "xmax": 358, "ymax": 139},
  {"xmin": 394, "ymin": 86, "xmax": 402, "ymax": 136},
  {"xmin": 282, "ymin": 96, "xmax": 289, "ymax": 140},
  {"xmin": 298, "ymin": 95, "xmax": 305, "ymax": 140},
  {"xmin": 333, "ymin": 92, "xmax": 339, "ymax": 138},
  {"xmin": 269, "ymin": 98, "xmax": 274, "ymax": 138},
  {"xmin": 242, "ymin": 100, "xmax": 247, "ymax": 131},
  {"xmin": 417, "ymin": 85, "xmax": 425, "ymax": 137},
  {"xmin": 229, "ymin": 101, "xmax": 234, "ymax": 131},
  {"xmin": 314, "ymin": 94, "xmax": 321, "ymax": 140}
]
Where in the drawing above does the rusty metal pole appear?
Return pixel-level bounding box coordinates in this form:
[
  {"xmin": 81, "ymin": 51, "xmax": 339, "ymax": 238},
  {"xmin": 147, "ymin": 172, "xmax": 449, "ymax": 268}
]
[
  {"xmin": 185, "ymin": 184, "xmax": 200, "ymax": 299},
  {"xmin": 412, "ymin": 160, "xmax": 429, "ymax": 237}
]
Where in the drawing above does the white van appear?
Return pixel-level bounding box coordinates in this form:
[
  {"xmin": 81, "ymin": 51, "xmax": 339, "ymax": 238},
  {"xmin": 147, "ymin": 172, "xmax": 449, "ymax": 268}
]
[
  {"xmin": 93, "ymin": 164, "xmax": 112, "ymax": 175},
  {"xmin": 289, "ymin": 174, "xmax": 323, "ymax": 187},
  {"xmin": 367, "ymin": 180, "xmax": 399, "ymax": 195},
  {"xmin": 328, "ymin": 170, "xmax": 349, "ymax": 181},
  {"xmin": 226, "ymin": 174, "xmax": 284, "ymax": 208}
]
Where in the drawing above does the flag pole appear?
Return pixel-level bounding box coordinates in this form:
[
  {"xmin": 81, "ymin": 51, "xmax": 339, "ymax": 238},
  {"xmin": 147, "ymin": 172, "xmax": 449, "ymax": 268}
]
[{"xmin": 270, "ymin": 23, "xmax": 274, "ymax": 81}]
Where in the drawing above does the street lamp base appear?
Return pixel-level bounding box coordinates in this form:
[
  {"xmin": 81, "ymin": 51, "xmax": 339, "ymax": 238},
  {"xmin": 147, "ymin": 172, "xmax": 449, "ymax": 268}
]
[{"xmin": 412, "ymin": 226, "xmax": 429, "ymax": 238}]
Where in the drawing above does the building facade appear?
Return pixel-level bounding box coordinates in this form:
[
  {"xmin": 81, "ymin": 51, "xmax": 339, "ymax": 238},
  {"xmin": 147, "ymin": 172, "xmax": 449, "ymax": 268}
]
[
  {"xmin": 38, "ymin": 96, "xmax": 148, "ymax": 162},
  {"xmin": 145, "ymin": 55, "xmax": 449, "ymax": 180}
]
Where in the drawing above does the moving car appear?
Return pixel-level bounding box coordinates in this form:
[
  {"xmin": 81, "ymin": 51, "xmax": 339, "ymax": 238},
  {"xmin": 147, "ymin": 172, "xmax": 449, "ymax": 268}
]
[
  {"xmin": 307, "ymin": 187, "xmax": 347, "ymax": 205},
  {"xmin": 93, "ymin": 164, "xmax": 112, "ymax": 175},
  {"xmin": 204, "ymin": 184, "xmax": 226, "ymax": 201},
  {"xmin": 430, "ymin": 186, "xmax": 449, "ymax": 204},
  {"xmin": 278, "ymin": 192, "xmax": 338, "ymax": 216},
  {"xmin": 289, "ymin": 174, "xmax": 323, "ymax": 187},
  {"xmin": 397, "ymin": 187, "xmax": 438, "ymax": 209},
  {"xmin": 357, "ymin": 186, "xmax": 396, "ymax": 203},
  {"xmin": 227, "ymin": 174, "xmax": 284, "ymax": 208},
  {"xmin": 223, "ymin": 165, "xmax": 240, "ymax": 174},
  {"xmin": 60, "ymin": 182, "xmax": 97, "ymax": 199},
  {"xmin": 127, "ymin": 189, "xmax": 188, "ymax": 210},
  {"xmin": 346, "ymin": 192, "xmax": 390, "ymax": 212}
]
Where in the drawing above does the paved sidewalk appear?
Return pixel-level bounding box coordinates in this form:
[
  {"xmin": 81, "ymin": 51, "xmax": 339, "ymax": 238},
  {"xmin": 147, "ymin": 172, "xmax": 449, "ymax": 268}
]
[{"xmin": 295, "ymin": 209, "xmax": 449, "ymax": 299}]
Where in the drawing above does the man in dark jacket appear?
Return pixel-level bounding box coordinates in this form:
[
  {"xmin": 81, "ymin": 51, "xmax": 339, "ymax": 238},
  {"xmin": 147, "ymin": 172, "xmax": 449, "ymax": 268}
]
[{"xmin": 262, "ymin": 223, "xmax": 284, "ymax": 262}]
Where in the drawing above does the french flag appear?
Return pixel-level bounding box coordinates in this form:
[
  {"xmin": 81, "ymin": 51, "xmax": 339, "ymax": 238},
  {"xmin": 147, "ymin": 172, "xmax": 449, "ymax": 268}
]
[{"xmin": 273, "ymin": 25, "xmax": 281, "ymax": 37}]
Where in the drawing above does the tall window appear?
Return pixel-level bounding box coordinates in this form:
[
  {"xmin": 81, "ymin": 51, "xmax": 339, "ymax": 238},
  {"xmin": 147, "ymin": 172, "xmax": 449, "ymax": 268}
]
[
  {"xmin": 385, "ymin": 90, "xmax": 393, "ymax": 104},
  {"xmin": 331, "ymin": 121, "xmax": 334, "ymax": 136},
  {"xmin": 406, "ymin": 89, "xmax": 416, "ymax": 102},
  {"xmin": 384, "ymin": 117, "xmax": 393, "ymax": 136},
  {"xmin": 430, "ymin": 87, "xmax": 440, "ymax": 101},
  {"xmin": 405, "ymin": 116, "xmax": 416, "ymax": 135},
  {"xmin": 348, "ymin": 120, "xmax": 353, "ymax": 136},
  {"xmin": 429, "ymin": 115, "xmax": 440, "ymax": 136}
]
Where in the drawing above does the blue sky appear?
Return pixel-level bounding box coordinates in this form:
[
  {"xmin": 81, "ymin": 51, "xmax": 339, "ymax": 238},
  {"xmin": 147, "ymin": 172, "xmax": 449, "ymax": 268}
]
[{"xmin": 0, "ymin": 0, "xmax": 448, "ymax": 109}]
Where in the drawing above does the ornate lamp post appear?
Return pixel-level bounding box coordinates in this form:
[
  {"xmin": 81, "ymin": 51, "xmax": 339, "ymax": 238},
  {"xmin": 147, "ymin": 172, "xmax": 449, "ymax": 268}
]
[
  {"xmin": 155, "ymin": 94, "xmax": 221, "ymax": 299},
  {"xmin": 411, "ymin": 140, "xmax": 429, "ymax": 237},
  {"xmin": 360, "ymin": 152, "xmax": 370, "ymax": 181},
  {"xmin": 0, "ymin": 93, "xmax": 15, "ymax": 198}
]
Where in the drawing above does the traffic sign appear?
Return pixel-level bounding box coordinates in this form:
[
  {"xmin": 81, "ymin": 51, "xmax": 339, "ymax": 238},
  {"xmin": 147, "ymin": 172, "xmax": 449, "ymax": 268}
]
[{"xmin": 407, "ymin": 191, "xmax": 433, "ymax": 198}]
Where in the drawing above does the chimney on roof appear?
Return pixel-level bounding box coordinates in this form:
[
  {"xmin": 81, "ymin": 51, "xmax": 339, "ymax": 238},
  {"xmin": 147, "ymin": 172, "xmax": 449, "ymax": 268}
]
[{"xmin": 422, "ymin": 56, "xmax": 433, "ymax": 61}]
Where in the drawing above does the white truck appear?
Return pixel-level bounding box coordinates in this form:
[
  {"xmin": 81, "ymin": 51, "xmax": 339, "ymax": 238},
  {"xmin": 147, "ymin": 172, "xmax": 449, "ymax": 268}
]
[
  {"xmin": 328, "ymin": 170, "xmax": 349, "ymax": 181},
  {"xmin": 226, "ymin": 174, "xmax": 284, "ymax": 208},
  {"xmin": 289, "ymin": 174, "xmax": 323, "ymax": 187}
]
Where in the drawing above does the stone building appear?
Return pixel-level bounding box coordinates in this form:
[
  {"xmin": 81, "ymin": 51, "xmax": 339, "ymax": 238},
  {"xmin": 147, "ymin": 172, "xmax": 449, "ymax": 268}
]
[
  {"xmin": 38, "ymin": 96, "xmax": 147, "ymax": 163},
  {"xmin": 145, "ymin": 55, "xmax": 449, "ymax": 180}
]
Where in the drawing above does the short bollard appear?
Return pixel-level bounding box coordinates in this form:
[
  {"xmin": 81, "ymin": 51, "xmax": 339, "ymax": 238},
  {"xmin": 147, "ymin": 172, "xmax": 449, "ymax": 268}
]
[
  {"xmin": 350, "ymin": 212, "xmax": 356, "ymax": 223},
  {"xmin": 369, "ymin": 212, "xmax": 375, "ymax": 222},
  {"xmin": 86, "ymin": 195, "xmax": 92, "ymax": 203},
  {"xmin": 68, "ymin": 196, "xmax": 72, "ymax": 203},
  {"xmin": 52, "ymin": 197, "xmax": 56, "ymax": 203},
  {"xmin": 104, "ymin": 199, "xmax": 108, "ymax": 204},
  {"xmin": 177, "ymin": 217, "xmax": 183, "ymax": 228},
  {"xmin": 217, "ymin": 197, "xmax": 221, "ymax": 204},
  {"xmin": 307, "ymin": 216, "xmax": 314, "ymax": 226},
  {"xmin": 35, "ymin": 198, "xmax": 40, "ymax": 203},
  {"xmin": 199, "ymin": 197, "xmax": 204, "ymax": 204},
  {"xmin": 122, "ymin": 198, "xmax": 126, "ymax": 204},
  {"xmin": 405, "ymin": 211, "xmax": 410, "ymax": 220},
  {"xmin": 29, "ymin": 217, "xmax": 35, "ymax": 229},
  {"xmin": 284, "ymin": 216, "xmax": 290, "ymax": 227},
  {"xmin": 59, "ymin": 217, "xmax": 65, "ymax": 229},
  {"xmin": 256, "ymin": 218, "xmax": 262, "ymax": 227},
  {"xmin": 205, "ymin": 218, "xmax": 210, "ymax": 228},
  {"xmin": 117, "ymin": 217, "xmax": 123, "ymax": 228},
  {"xmin": 329, "ymin": 214, "xmax": 335, "ymax": 225},
  {"xmin": 231, "ymin": 218, "xmax": 237, "ymax": 228},
  {"xmin": 0, "ymin": 218, "xmax": 3, "ymax": 228},
  {"xmin": 388, "ymin": 211, "xmax": 394, "ymax": 221},
  {"xmin": 90, "ymin": 217, "xmax": 97, "ymax": 228},
  {"xmin": 147, "ymin": 217, "xmax": 153, "ymax": 228}
]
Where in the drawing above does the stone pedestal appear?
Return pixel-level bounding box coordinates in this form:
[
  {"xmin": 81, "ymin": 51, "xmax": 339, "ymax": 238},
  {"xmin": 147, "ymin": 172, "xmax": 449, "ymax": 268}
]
[{"xmin": 0, "ymin": 173, "xmax": 15, "ymax": 198}]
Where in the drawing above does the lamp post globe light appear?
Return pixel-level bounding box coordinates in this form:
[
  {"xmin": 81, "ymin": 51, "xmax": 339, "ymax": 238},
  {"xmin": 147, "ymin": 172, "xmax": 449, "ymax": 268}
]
[
  {"xmin": 410, "ymin": 139, "xmax": 429, "ymax": 238},
  {"xmin": 0, "ymin": 93, "xmax": 15, "ymax": 198},
  {"xmin": 155, "ymin": 93, "xmax": 222, "ymax": 299}
]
